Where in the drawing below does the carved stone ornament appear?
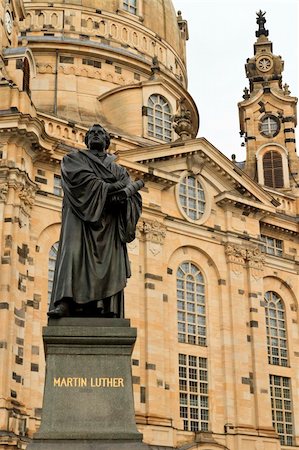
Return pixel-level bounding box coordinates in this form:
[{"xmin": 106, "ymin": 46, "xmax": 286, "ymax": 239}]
[
  {"xmin": 141, "ymin": 220, "xmax": 167, "ymax": 244},
  {"xmin": 186, "ymin": 154, "xmax": 206, "ymax": 175},
  {"xmin": 19, "ymin": 185, "xmax": 36, "ymax": 210},
  {"xmin": 0, "ymin": 183, "xmax": 9, "ymax": 202},
  {"xmin": 225, "ymin": 243, "xmax": 265, "ymax": 270},
  {"xmin": 172, "ymin": 99, "xmax": 193, "ymax": 140}
]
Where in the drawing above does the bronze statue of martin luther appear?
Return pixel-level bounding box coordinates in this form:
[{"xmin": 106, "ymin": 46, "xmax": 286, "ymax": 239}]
[{"xmin": 48, "ymin": 124, "xmax": 143, "ymax": 319}]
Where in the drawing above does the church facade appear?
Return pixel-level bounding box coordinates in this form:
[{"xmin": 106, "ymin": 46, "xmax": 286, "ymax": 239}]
[{"xmin": 0, "ymin": 1, "xmax": 298, "ymax": 449}]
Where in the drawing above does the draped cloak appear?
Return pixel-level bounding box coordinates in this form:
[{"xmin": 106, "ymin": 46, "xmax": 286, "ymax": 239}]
[{"xmin": 50, "ymin": 150, "xmax": 142, "ymax": 311}]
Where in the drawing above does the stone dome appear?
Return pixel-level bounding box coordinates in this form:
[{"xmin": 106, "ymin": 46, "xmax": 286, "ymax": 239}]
[
  {"xmin": 24, "ymin": 0, "xmax": 184, "ymax": 61},
  {"xmin": 22, "ymin": 0, "xmax": 198, "ymax": 139}
]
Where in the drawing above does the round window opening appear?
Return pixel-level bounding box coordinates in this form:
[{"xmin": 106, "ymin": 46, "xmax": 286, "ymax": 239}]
[
  {"xmin": 260, "ymin": 115, "xmax": 280, "ymax": 138},
  {"xmin": 179, "ymin": 174, "xmax": 206, "ymax": 221}
]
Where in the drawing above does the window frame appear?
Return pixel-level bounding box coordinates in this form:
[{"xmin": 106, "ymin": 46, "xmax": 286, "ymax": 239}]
[
  {"xmin": 261, "ymin": 235, "xmax": 283, "ymax": 257},
  {"xmin": 264, "ymin": 291, "xmax": 289, "ymax": 367},
  {"xmin": 53, "ymin": 174, "xmax": 63, "ymax": 197},
  {"xmin": 177, "ymin": 261, "xmax": 207, "ymax": 347},
  {"xmin": 178, "ymin": 353, "xmax": 209, "ymax": 432},
  {"xmin": 176, "ymin": 171, "xmax": 210, "ymax": 224},
  {"xmin": 259, "ymin": 114, "xmax": 280, "ymax": 138},
  {"xmin": 262, "ymin": 150, "xmax": 284, "ymax": 188},
  {"xmin": 269, "ymin": 375, "xmax": 294, "ymax": 446},
  {"xmin": 122, "ymin": 0, "xmax": 137, "ymax": 15},
  {"xmin": 256, "ymin": 144, "xmax": 290, "ymax": 189},
  {"xmin": 147, "ymin": 93, "xmax": 173, "ymax": 143}
]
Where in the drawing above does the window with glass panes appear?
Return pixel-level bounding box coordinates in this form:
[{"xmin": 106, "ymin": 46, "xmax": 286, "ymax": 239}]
[
  {"xmin": 270, "ymin": 375, "xmax": 293, "ymax": 446},
  {"xmin": 265, "ymin": 291, "xmax": 288, "ymax": 367},
  {"xmin": 147, "ymin": 94, "xmax": 172, "ymax": 142},
  {"xmin": 261, "ymin": 235, "xmax": 283, "ymax": 257},
  {"xmin": 123, "ymin": 0, "xmax": 137, "ymax": 14},
  {"xmin": 48, "ymin": 242, "xmax": 59, "ymax": 304},
  {"xmin": 179, "ymin": 354, "xmax": 209, "ymax": 432},
  {"xmin": 260, "ymin": 116, "xmax": 279, "ymax": 137},
  {"xmin": 179, "ymin": 175, "xmax": 205, "ymax": 221},
  {"xmin": 54, "ymin": 174, "xmax": 63, "ymax": 196},
  {"xmin": 177, "ymin": 262, "xmax": 206, "ymax": 346}
]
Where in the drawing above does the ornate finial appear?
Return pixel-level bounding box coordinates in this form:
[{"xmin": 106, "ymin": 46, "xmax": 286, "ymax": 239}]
[
  {"xmin": 243, "ymin": 87, "xmax": 250, "ymax": 100},
  {"xmin": 283, "ymin": 83, "xmax": 291, "ymax": 95},
  {"xmin": 172, "ymin": 99, "xmax": 193, "ymax": 140},
  {"xmin": 256, "ymin": 10, "xmax": 269, "ymax": 37}
]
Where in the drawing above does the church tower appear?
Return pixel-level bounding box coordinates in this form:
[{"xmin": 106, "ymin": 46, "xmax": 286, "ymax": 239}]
[{"xmin": 238, "ymin": 11, "xmax": 298, "ymax": 190}]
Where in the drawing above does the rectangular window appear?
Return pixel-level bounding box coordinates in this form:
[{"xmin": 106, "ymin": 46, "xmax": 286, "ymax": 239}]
[
  {"xmin": 261, "ymin": 235, "xmax": 283, "ymax": 257},
  {"xmin": 82, "ymin": 58, "xmax": 101, "ymax": 68},
  {"xmin": 59, "ymin": 56, "xmax": 74, "ymax": 64},
  {"xmin": 54, "ymin": 175, "xmax": 62, "ymax": 196},
  {"xmin": 269, "ymin": 375, "xmax": 293, "ymax": 446},
  {"xmin": 123, "ymin": 0, "xmax": 137, "ymax": 15},
  {"xmin": 178, "ymin": 353, "xmax": 209, "ymax": 432}
]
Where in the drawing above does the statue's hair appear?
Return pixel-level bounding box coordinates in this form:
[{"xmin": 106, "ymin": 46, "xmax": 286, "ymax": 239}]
[{"xmin": 84, "ymin": 124, "xmax": 111, "ymax": 150}]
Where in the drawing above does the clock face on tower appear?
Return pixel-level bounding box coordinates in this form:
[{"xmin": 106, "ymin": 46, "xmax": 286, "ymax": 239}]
[{"xmin": 4, "ymin": 9, "xmax": 13, "ymax": 35}]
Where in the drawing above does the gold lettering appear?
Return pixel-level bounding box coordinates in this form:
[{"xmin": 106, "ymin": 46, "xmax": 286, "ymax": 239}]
[
  {"xmin": 106, "ymin": 378, "xmax": 113, "ymax": 387},
  {"xmin": 53, "ymin": 377, "xmax": 61, "ymax": 387},
  {"xmin": 60, "ymin": 378, "xmax": 67, "ymax": 387},
  {"xmin": 53, "ymin": 376, "xmax": 124, "ymax": 387},
  {"xmin": 80, "ymin": 377, "xmax": 87, "ymax": 387}
]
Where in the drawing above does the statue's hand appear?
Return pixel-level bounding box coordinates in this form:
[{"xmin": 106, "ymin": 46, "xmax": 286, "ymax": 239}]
[{"xmin": 107, "ymin": 180, "xmax": 127, "ymax": 193}]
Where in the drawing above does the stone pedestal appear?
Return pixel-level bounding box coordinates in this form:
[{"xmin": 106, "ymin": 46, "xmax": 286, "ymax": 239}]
[{"xmin": 27, "ymin": 318, "xmax": 151, "ymax": 449}]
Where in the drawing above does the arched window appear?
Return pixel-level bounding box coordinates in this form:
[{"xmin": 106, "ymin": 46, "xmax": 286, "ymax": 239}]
[
  {"xmin": 177, "ymin": 262, "xmax": 206, "ymax": 346},
  {"xmin": 147, "ymin": 94, "xmax": 172, "ymax": 142},
  {"xmin": 48, "ymin": 242, "xmax": 59, "ymax": 304},
  {"xmin": 263, "ymin": 151, "xmax": 283, "ymax": 188},
  {"xmin": 265, "ymin": 291, "xmax": 288, "ymax": 366}
]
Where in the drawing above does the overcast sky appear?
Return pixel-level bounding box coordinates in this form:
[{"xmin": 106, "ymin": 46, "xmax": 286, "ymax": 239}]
[{"xmin": 172, "ymin": 0, "xmax": 298, "ymax": 161}]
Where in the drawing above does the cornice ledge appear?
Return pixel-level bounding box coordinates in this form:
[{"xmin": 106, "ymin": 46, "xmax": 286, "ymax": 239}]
[
  {"xmin": 118, "ymin": 157, "xmax": 179, "ymax": 189},
  {"xmin": 215, "ymin": 191, "xmax": 274, "ymax": 214}
]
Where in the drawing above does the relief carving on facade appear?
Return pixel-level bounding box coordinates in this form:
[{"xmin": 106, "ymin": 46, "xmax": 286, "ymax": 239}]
[
  {"xmin": 0, "ymin": 183, "xmax": 9, "ymax": 202},
  {"xmin": 140, "ymin": 219, "xmax": 167, "ymax": 256},
  {"xmin": 6, "ymin": 176, "xmax": 37, "ymax": 215},
  {"xmin": 225, "ymin": 243, "xmax": 265, "ymax": 276},
  {"xmin": 186, "ymin": 154, "xmax": 206, "ymax": 175},
  {"xmin": 18, "ymin": 185, "xmax": 36, "ymax": 214},
  {"xmin": 142, "ymin": 220, "xmax": 167, "ymax": 244}
]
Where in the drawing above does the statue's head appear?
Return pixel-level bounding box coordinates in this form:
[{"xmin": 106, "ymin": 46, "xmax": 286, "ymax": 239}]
[{"xmin": 85, "ymin": 124, "xmax": 111, "ymax": 152}]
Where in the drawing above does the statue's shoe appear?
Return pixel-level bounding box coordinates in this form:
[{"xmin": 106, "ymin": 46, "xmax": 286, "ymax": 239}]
[{"xmin": 47, "ymin": 302, "xmax": 70, "ymax": 318}]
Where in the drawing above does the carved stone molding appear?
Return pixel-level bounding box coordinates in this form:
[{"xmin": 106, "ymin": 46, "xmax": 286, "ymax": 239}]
[
  {"xmin": 140, "ymin": 220, "xmax": 167, "ymax": 244},
  {"xmin": 225, "ymin": 243, "xmax": 265, "ymax": 270}
]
